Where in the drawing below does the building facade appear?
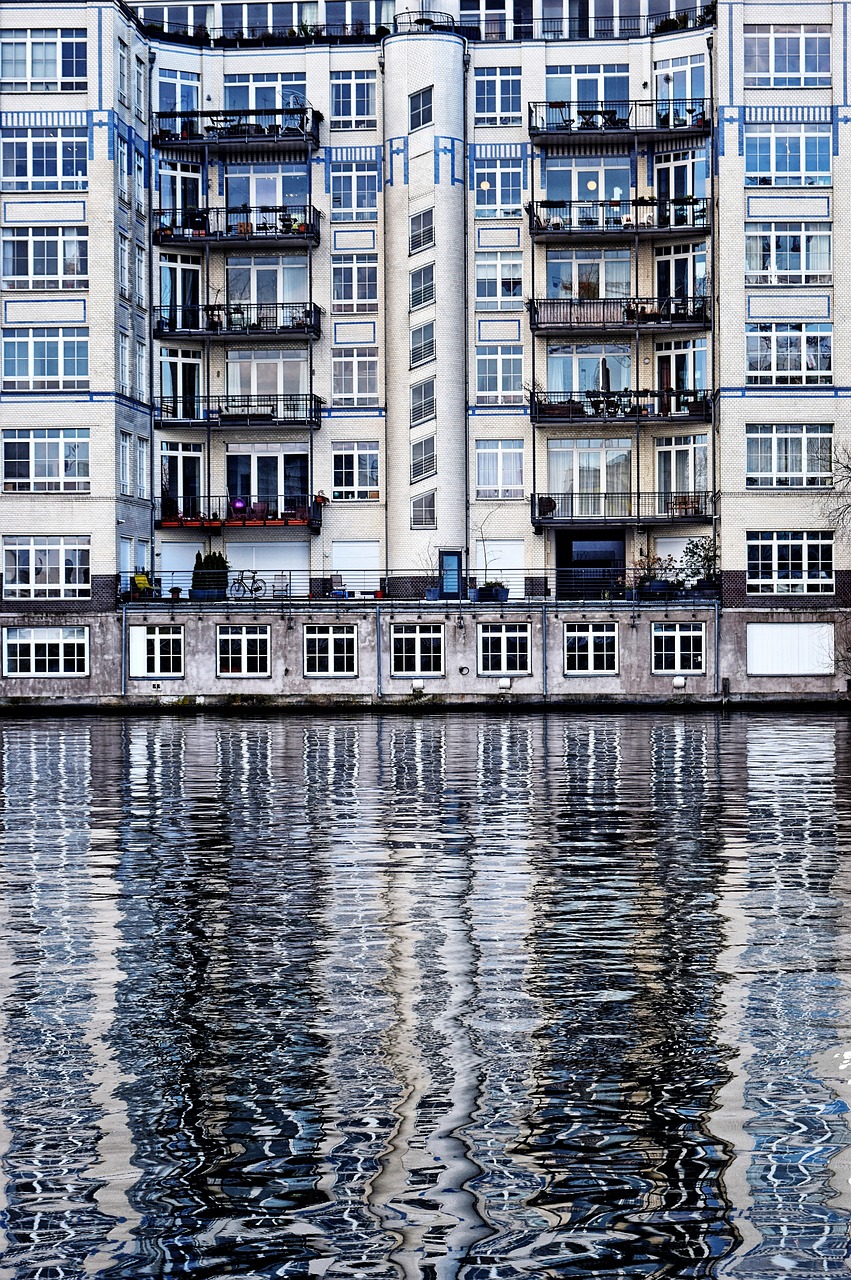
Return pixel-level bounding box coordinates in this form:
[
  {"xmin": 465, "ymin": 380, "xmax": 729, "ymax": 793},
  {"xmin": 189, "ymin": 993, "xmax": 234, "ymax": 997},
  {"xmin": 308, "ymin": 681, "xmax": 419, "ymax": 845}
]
[{"xmin": 0, "ymin": 0, "xmax": 846, "ymax": 704}]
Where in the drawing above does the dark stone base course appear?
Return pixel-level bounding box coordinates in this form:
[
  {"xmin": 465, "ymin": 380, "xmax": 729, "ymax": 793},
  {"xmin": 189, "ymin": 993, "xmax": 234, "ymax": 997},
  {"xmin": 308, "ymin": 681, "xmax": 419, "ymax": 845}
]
[
  {"xmin": 722, "ymin": 570, "xmax": 851, "ymax": 609},
  {"xmin": 0, "ymin": 576, "xmax": 118, "ymax": 614}
]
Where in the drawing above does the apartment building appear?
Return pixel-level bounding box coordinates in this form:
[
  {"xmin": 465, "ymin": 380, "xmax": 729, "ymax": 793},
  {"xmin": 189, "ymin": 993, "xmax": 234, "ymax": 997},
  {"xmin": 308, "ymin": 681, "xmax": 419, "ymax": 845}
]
[{"xmin": 0, "ymin": 0, "xmax": 845, "ymax": 703}]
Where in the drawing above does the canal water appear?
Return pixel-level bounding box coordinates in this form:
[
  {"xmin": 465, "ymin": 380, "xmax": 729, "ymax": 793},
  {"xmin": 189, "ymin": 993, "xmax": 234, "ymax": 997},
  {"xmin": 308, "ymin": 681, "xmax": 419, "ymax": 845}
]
[{"xmin": 1, "ymin": 713, "xmax": 850, "ymax": 1279}]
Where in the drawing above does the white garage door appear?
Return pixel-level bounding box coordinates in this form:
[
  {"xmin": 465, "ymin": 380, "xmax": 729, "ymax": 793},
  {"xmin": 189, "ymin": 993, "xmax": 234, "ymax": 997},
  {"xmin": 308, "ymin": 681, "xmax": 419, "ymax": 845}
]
[
  {"xmin": 746, "ymin": 622, "xmax": 834, "ymax": 675},
  {"xmin": 332, "ymin": 540, "xmax": 381, "ymax": 591},
  {"xmin": 160, "ymin": 541, "xmax": 204, "ymax": 571},
  {"xmin": 227, "ymin": 541, "xmax": 310, "ymax": 595}
]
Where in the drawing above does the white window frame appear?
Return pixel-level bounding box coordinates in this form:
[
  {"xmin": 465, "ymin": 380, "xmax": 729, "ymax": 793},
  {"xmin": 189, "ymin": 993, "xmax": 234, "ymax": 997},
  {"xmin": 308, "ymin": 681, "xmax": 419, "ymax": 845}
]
[
  {"xmin": 410, "ymin": 262, "xmax": 434, "ymax": 309},
  {"xmin": 332, "ymin": 439, "xmax": 380, "ymax": 500},
  {"xmin": 134, "ymin": 243, "xmax": 145, "ymax": 306},
  {"xmin": 410, "ymin": 320, "xmax": 435, "ymax": 367},
  {"xmin": 474, "ymin": 158, "xmax": 523, "ymax": 218},
  {"xmin": 0, "ymin": 28, "xmax": 87, "ymax": 93},
  {"xmin": 331, "ymin": 346, "xmax": 379, "ymax": 407},
  {"xmin": 744, "ymin": 221, "xmax": 831, "ymax": 286},
  {"xmin": 0, "ymin": 126, "xmax": 88, "ymax": 191},
  {"xmin": 129, "ymin": 625, "xmax": 184, "ymax": 678},
  {"xmin": 331, "ymin": 252, "xmax": 378, "ymax": 313},
  {"xmin": 474, "ymin": 66, "xmax": 522, "ymax": 125},
  {"xmin": 411, "ymin": 377, "xmax": 436, "ymax": 425},
  {"xmin": 304, "ymin": 624, "xmax": 358, "ymax": 676},
  {"xmin": 475, "ymin": 345, "xmax": 524, "ymax": 405},
  {"xmin": 118, "ymin": 233, "xmax": 130, "ymax": 298},
  {"xmin": 137, "ymin": 435, "xmax": 150, "ymax": 499},
  {"xmin": 475, "ymin": 438, "xmax": 524, "ymax": 499},
  {"xmin": 134, "ymin": 150, "xmax": 145, "ymax": 214},
  {"xmin": 564, "ymin": 622, "xmax": 619, "ymax": 674},
  {"xmin": 746, "ymin": 323, "xmax": 832, "ymax": 386},
  {"xmin": 475, "ymin": 251, "xmax": 523, "ymax": 311},
  {"xmin": 3, "ymin": 534, "xmax": 90, "ymax": 599},
  {"xmin": 117, "ymin": 38, "xmax": 129, "ymax": 105},
  {"xmin": 3, "ymin": 427, "xmax": 90, "ymax": 493},
  {"xmin": 117, "ymin": 135, "xmax": 129, "ymax": 202},
  {"xmin": 652, "ymin": 623, "xmax": 705, "ymax": 674},
  {"xmin": 409, "ymin": 208, "xmax": 434, "ymax": 253},
  {"xmin": 411, "ymin": 434, "xmax": 436, "ymax": 482},
  {"xmin": 744, "ymin": 25, "xmax": 831, "ymax": 88},
  {"xmin": 120, "ymin": 430, "xmax": 133, "ymax": 495},
  {"xmin": 391, "ymin": 623, "xmax": 444, "ymax": 676},
  {"xmin": 330, "ymin": 161, "xmax": 378, "ymax": 222},
  {"xmin": 330, "ymin": 70, "xmax": 377, "ymax": 130},
  {"xmin": 135, "ymin": 338, "xmax": 147, "ymax": 401},
  {"xmin": 217, "ymin": 624, "xmax": 271, "ymax": 677},
  {"xmin": 411, "ymin": 491, "xmax": 437, "ymax": 529},
  {"xmin": 745, "ymin": 423, "xmax": 832, "ymax": 488},
  {"xmin": 478, "ymin": 622, "xmax": 531, "ymax": 675},
  {"xmin": 410, "ymin": 86, "xmax": 433, "ymax": 131},
  {"xmin": 1, "ymin": 225, "xmax": 88, "ymax": 290},
  {"xmin": 744, "ymin": 123, "xmax": 831, "ymax": 186},
  {"xmin": 746, "ymin": 530, "xmax": 834, "ymax": 594},
  {"xmin": 2, "ymin": 327, "xmax": 89, "ymax": 390},
  {"xmin": 3, "ymin": 626, "xmax": 89, "ymax": 677},
  {"xmin": 134, "ymin": 55, "xmax": 146, "ymax": 119}
]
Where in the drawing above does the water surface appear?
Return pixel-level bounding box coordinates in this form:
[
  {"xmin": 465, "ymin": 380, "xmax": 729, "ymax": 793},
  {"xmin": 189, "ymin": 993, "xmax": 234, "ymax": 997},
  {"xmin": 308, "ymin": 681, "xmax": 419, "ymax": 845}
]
[{"xmin": 0, "ymin": 712, "xmax": 850, "ymax": 1278}]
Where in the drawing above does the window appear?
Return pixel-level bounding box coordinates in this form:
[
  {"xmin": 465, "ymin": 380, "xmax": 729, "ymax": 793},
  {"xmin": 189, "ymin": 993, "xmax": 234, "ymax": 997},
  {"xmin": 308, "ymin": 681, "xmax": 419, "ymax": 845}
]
[
  {"xmin": 134, "ymin": 244, "xmax": 145, "ymax": 305},
  {"xmin": 391, "ymin": 624, "xmax": 444, "ymax": 676},
  {"xmin": 475, "ymin": 345, "xmax": 523, "ymax": 405},
  {"xmin": 3, "ymin": 327, "xmax": 89, "ymax": 390},
  {"xmin": 330, "ymin": 71, "xmax": 377, "ymax": 129},
  {"xmin": 410, "ymin": 263, "xmax": 434, "ymax": 309},
  {"xmin": 332, "ymin": 346, "xmax": 379, "ymax": 406},
  {"xmin": 744, "ymin": 25, "xmax": 831, "ymax": 87},
  {"xmin": 332, "ymin": 440, "xmax": 379, "ymax": 500},
  {"xmin": 744, "ymin": 123, "xmax": 831, "ymax": 186},
  {"xmin": 129, "ymin": 625, "xmax": 184, "ymax": 678},
  {"xmin": 118, "ymin": 234, "xmax": 130, "ymax": 298},
  {"xmin": 478, "ymin": 623, "xmax": 531, "ymax": 675},
  {"xmin": 564, "ymin": 622, "xmax": 618, "ymax": 674},
  {"xmin": 217, "ymin": 625, "xmax": 270, "ymax": 677},
  {"xmin": 135, "ymin": 339, "xmax": 147, "ymax": 401},
  {"xmin": 411, "ymin": 491, "xmax": 436, "ymax": 528},
  {"xmin": 546, "ymin": 247, "xmax": 631, "ymax": 300},
  {"xmin": 117, "ymin": 136, "xmax": 129, "ymax": 202},
  {"xmin": 134, "ymin": 151, "xmax": 145, "ymax": 214},
  {"xmin": 411, "ymin": 435, "xmax": 436, "ymax": 482},
  {"xmin": 409, "ymin": 208, "xmax": 434, "ymax": 253},
  {"xmin": 410, "ymin": 86, "xmax": 433, "ymax": 131},
  {"xmin": 135, "ymin": 56, "xmax": 146, "ymax": 119},
  {"xmin": 158, "ymin": 67, "xmax": 200, "ymax": 119},
  {"xmin": 331, "ymin": 253, "xmax": 378, "ymax": 312},
  {"xmin": 3, "ymin": 535, "xmax": 90, "ymax": 599},
  {"xmin": 474, "ymin": 67, "xmax": 521, "ymax": 125},
  {"xmin": 475, "ymin": 252, "xmax": 523, "ymax": 311},
  {"xmin": 3, "ymin": 427, "xmax": 89, "ymax": 493},
  {"xmin": 652, "ymin": 623, "xmax": 705, "ymax": 673},
  {"xmin": 746, "ymin": 530, "xmax": 834, "ymax": 593},
  {"xmin": 1, "ymin": 226, "xmax": 88, "ymax": 290},
  {"xmin": 118, "ymin": 39, "xmax": 129, "ymax": 105},
  {"xmin": 476, "ymin": 439, "xmax": 524, "ymax": 499},
  {"xmin": 745, "ymin": 222, "xmax": 831, "ymax": 285},
  {"xmin": 0, "ymin": 29, "xmax": 87, "ymax": 92},
  {"xmin": 3, "ymin": 626, "xmax": 88, "ymax": 677},
  {"xmin": 120, "ymin": 431, "xmax": 133, "ymax": 495},
  {"xmin": 330, "ymin": 161, "xmax": 378, "ymax": 221},
  {"xmin": 746, "ymin": 424, "xmax": 832, "ymax": 488},
  {"xmin": 1, "ymin": 126, "xmax": 88, "ymax": 191},
  {"xmin": 411, "ymin": 378, "xmax": 436, "ymax": 425},
  {"xmin": 304, "ymin": 624, "xmax": 357, "ymax": 676},
  {"xmin": 118, "ymin": 333, "xmax": 130, "ymax": 396},
  {"xmin": 746, "ymin": 323, "xmax": 832, "ymax": 385},
  {"xmin": 410, "ymin": 321, "xmax": 435, "ymax": 367},
  {"xmin": 474, "ymin": 158, "xmax": 522, "ymax": 218},
  {"xmin": 137, "ymin": 436, "xmax": 150, "ymax": 499},
  {"xmin": 655, "ymin": 435, "xmax": 707, "ymax": 504}
]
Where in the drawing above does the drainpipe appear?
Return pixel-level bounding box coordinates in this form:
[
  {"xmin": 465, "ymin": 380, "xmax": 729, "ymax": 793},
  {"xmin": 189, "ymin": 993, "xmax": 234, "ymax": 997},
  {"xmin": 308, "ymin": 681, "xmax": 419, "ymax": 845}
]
[
  {"xmin": 121, "ymin": 603, "xmax": 127, "ymax": 697},
  {"xmin": 462, "ymin": 42, "xmax": 471, "ymax": 579},
  {"xmin": 375, "ymin": 603, "xmax": 382, "ymax": 698},
  {"xmin": 713, "ymin": 596, "xmax": 720, "ymax": 696},
  {"xmin": 541, "ymin": 600, "xmax": 547, "ymax": 697},
  {"xmin": 147, "ymin": 49, "xmax": 157, "ymax": 560}
]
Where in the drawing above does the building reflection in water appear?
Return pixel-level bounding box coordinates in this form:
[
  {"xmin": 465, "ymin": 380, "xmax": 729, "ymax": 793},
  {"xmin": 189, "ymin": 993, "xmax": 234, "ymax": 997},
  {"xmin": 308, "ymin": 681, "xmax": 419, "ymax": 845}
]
[{"xmin": 0, "ymin": 714, "xmax": 848, "ymax": 1277}]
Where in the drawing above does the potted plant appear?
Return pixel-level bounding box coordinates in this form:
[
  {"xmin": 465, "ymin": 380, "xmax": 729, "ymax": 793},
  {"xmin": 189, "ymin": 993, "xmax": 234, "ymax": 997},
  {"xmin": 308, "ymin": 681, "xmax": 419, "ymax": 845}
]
[
  {"xmin": 681, "ymin": 536, "xmax": 718, "ymax": 591},
  {"xmin": 189, "ymin": 550, "xmax": 229, "ymax": 601},
  {"xmin": 479, "ymin": 581, "xmax": 509, "ymax": 602}
]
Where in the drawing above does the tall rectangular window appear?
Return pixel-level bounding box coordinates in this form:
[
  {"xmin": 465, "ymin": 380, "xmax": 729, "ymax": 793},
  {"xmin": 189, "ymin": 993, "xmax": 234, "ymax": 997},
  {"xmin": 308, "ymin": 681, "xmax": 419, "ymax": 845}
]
[
  {"xmin": 3, "ymin": 626, "xmax": 89, "ymax": 676},
  {"xmin": 2, "ymin": 327, "xmax": 89, "ymax": 390},
  {"xmin": 746, "ymin": 424, "xmax": 832, "ymax": 487},
  {"xmin": 476, "ymin": 439, "xmax": 524, "ymax": 499},
  {"xmin": 746, "ymin": 531, "xmax": 834, "ymax": 593},
  {"xmin": 410, "ymin": 263, "xmax": 434, "ymax": 309},
  {"xmin": 118, "ymin": 234, "xmax": 130, "ymax": 297},
  {"xmin": 391, "ymin": 624, "xmax": 444, "ymax": 675},
  {"xmin": 118, "ymin": 333, "xmax": 130, "ymax": 396},
  {"xmin": 135, "ymin": 339, "xmax": 147, "ymax": 400},
  {"xmin": 475, "ymin": 251, "xmax": 523, "ymax": 310},
  {"xmin": 744, "ymin": 123, "xmax": 831, "ymax": 186},
  {"xmin": 330, "ymin": 161, "xmax": 378, "ymax": 221},
  {"xmin": 1, "ymin": 226, "xmax": 88, "ymax": 290},
  {"xmin": 652, "ymin": 623, "xmax": 705, "ymax": 673},
  {"xmin": 134, "ymin": 243, "xmax": 145, "ymax": 305},
  {"xmin": 117, "ymin": 136, "xmax": 129, "ymax": 201},
  {"xmin": 331, "ymin": 347, "xmax": 379, "ymax": 406},
  {"xmin": 474, "ymin": 159, "xmax": 523, "ymax": 217},
  {"xmin": 135, "ymin": 56, "xmax": 146, "ymax": 118},
  {"xmin": 134, "ymin": 150, "xmax": 145, "ymax": 213},
  {"xmin": 475, "ymin": 345, "xmax": 523, "ymax": 404},
  {"xmin": 411, "ymin": 434, "xmax": 436, "ymax": 482},
  {"xmin": 304, "ymin": 624, "xmax": 357, "ymax": 675},
  {"xmin": 331, "ymin": 252, "xmax": 378, "ymax": 312},
  {"xmin": 3, "ymin": 428, "xmax": 89, "ymax": 492},
  {"xmin": 129, "ymin": 625, "xmax": 184, "ymax": 677},
  {"xmin": 745, "ymin": 222, "xmax": 831, "ymax": 285},
  {"xmin": 410, "ymin": 86, "xmax": 433, "ymax": 131},
  {"xmin": 409, "ymin": 208, "xmax": 434, "ymax": 252},
  {"xmin": 410, "ymin": 321, "xmax": 435, "ymax": 367},
  {"xmin": 478, "ymin": 623, "xmax": 531, "ymax": 674},
  {"xmin": 137, "ymin": 435, "xmax": 150, "ymax": 498},
  {"xmin": 217, "ymin": 625, "xmax": 270, "ymax": 677},
  {"xmin": 330, "ymin": 71, "xmax": 377, "ymax": 129},
  {"xmin": 411, "ymin": 378, "xmax": 436, "ymax": 425},
  {"xmin": 474, "ymin": 67, "xmax": 522, "ymax": 125},
  {"xmin": 117, "ymin": 39, "xmax": 129, "ymax": 104},
  {"xmin": 746, "ymin": 323, "xmax": 832, "ymax": 385},
  {"xmin": 120, "ymin": 430, "xmax": 133, "ymax": 494},
  {"xmin": 332, "ymin": 440, "xmax": 379, "ymax": 500},
  {"xmin": 3, "ymin": 535, "xmax": 90, "ymax": 599},
  {"xmin": 564, "ymin": 622, "xmax": 618, "ymax": 674},
  {"xmin": 411, "ymin": 491, "xmax": 436, "ymax": 528}
]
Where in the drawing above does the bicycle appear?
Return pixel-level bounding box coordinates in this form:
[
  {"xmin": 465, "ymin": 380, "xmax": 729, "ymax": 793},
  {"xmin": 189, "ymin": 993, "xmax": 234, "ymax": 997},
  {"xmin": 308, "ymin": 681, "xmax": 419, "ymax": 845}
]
[{"xmin": 229, "ymin": 568, "xmax": 267, "ymax": 599}]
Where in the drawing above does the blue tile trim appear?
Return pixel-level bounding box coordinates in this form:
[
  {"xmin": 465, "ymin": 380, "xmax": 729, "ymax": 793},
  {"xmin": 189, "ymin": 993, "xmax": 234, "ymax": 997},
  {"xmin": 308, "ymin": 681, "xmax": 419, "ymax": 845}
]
[{"xmin": 386, "ymin": 137, "xmax": 408, "ymax": 187}]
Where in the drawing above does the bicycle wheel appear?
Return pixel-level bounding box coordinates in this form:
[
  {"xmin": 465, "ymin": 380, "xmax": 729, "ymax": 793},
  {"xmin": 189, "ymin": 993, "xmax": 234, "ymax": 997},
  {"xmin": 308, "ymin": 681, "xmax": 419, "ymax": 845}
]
[
  {"xmin": 252, "ymin": 576, "xmax": 267, "ymax": 597},
  {"xmin": 230, "ymin": 577, "xmax": 247, "ymax": 598}
]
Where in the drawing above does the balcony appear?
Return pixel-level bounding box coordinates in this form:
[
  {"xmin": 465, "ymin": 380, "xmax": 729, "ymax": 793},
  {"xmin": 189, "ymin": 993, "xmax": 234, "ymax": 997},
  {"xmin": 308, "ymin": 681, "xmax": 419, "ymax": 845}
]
[
  {"xmin": 529, "ymin": 99, "xmax": 710, "ymax": 143},
  {"xmin": 153, "ymin": 205, "xmax": 321, "ymax": 248},
  {"xmin": 154, "ymin": 394, "xmax": 324, "ymax": 429},
  {"xmin": 531, "ymin": 491, "xmax": 714, "ymax": 527},
  {"xmin": 153, "ymin": 108, "xmax": 320, "ymax": 152},
  {"xmin": 527, "ymin": 199, "xmax": 709, "ymax": 242},
  {"xmin": 530, "ymin": 389, "xmax": 712, "ymax": 425},
  {"xmin": 156, "ymin": 494, "xmax": 323, "ymax": 532},
  {"xmin": 529, "ymin": 296, "xmax": 708, "ymax": 336},
  {"xmin": 153, "ymin": 303, "xmax": 322, "ymax": 341}
]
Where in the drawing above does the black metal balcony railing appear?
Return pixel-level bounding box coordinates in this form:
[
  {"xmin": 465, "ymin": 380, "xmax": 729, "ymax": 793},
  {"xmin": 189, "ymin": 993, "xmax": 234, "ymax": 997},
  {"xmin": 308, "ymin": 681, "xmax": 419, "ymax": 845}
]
[
  {"xmin": 153, "ymin": 303, "xmax": 322, "ymax": 340},
  {"xmin": 530, "ymin": 296, "xmax": 709, "ymax": 333},
  {"xmin": 528, "ymin": 199, "xmax": 709, "ymax": 237},
  {"xmin": 154, "ymin": 205, "xmax": 321, "ymax": 245},
  {"xmin": 138, "ymin": 5, "xmax": 714, "ymax": 46},
  {"xmin": 531, "ymin": 491, "xmax": 714, "ymax": 525},
  {"xmin": 154, "ymin": 108, "xmax": 320, "ymax": 148},
  {"xmin": 530, "ymin": 389, "xmax": 712, "ymax": 423},
  {"xmin": 156, "ymin": 494, "xmax": 323, "ymax": 530},
  {"xmin": 154, "ymin": 394, "xmax": 323, "ymax": 426},
  {"xmin": 529, "ymin": 99, "xmax": 710, "ymax": 138}
]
